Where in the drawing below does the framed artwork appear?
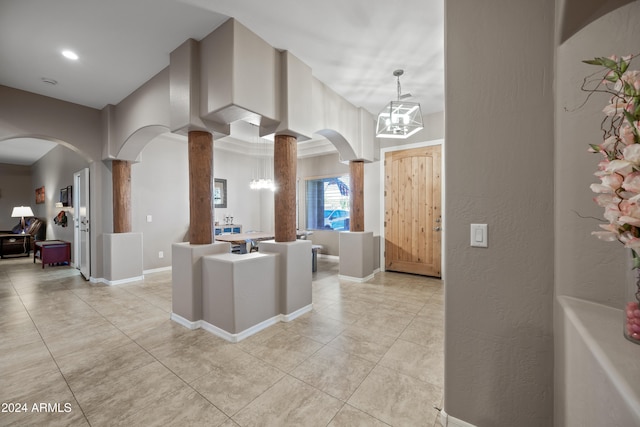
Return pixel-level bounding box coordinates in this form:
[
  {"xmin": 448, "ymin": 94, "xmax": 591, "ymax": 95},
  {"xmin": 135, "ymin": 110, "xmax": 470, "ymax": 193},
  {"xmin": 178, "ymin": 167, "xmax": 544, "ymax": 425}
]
[
  {"xmin": 35, "ymin": 186, "xmax": 45, "ymax": 204},
  {"xmin": 214, "ymin": 178, "xmax": 227, "ymax": 208},
  {"xmin": 60, "ymin": 185, "xmax": 72, "ymax": 207}
]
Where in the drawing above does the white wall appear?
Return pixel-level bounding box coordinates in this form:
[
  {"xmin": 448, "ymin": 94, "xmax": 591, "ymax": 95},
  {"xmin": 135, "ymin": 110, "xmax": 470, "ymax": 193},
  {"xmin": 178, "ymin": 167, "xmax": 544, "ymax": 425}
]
[{"xmin": 131, "ymin": 134, "xmax": 267, "ymax": 271}]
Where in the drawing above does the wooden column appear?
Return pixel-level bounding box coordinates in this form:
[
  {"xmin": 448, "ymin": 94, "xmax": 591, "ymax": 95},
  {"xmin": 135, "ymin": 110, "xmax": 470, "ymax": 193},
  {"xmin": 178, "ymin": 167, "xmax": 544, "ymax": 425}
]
[
  {"xmin": 112, "ymin": 160, "xmax": 132, "ymax": 233},
  {"xmin": 274, "ymin": 134, "xmax": 297, "ymax": 242},
  {"xmin": 349, "ymin": 160, "xmax": 365, "ymax": 232},
  {"xmin": 188, "ymin": 131, "xmax": 213, "ymax": 244}
]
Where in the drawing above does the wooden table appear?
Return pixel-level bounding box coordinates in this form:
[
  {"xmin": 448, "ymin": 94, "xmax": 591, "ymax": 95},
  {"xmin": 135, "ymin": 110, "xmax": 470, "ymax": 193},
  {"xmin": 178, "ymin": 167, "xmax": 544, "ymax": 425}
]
[
  {"xmin": 214, "ymin": 232, "xmax": 274, "ymax": 245},
  {"xmin": 34, "ymin": 240, "xmax": 71, "ymax": 268},
  {"xmin": 0, "ymin": 233, "xmax": 31, "ymax": 258},
  {"xmin": 214, "ymin": 230, "xmax": 312, "ymax": 246}
]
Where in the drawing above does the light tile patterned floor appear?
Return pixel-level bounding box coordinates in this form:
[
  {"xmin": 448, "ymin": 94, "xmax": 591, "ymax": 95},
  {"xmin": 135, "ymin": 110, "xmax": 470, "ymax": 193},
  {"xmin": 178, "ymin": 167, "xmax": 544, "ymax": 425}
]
[{"xmin": 0, "ymin": 256, "xmax": 444, "ymax": 426}]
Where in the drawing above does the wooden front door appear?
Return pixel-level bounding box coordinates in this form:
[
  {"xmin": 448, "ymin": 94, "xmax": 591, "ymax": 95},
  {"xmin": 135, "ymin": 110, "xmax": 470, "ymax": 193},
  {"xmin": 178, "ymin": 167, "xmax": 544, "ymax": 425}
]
[{"xmin": 385, "ymin": 145, "xmax": 441, "ymax": 277}]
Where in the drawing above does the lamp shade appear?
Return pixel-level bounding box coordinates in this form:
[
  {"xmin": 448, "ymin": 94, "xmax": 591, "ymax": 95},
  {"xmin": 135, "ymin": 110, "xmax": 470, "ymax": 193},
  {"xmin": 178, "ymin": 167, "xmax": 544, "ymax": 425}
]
[
  {"xmin": 11, "ymin": 206, "xmax": 34, "ymax": 218},
  {"xmin": 376, "ymin": 101, "xmax": 424, "ymax": 139}
]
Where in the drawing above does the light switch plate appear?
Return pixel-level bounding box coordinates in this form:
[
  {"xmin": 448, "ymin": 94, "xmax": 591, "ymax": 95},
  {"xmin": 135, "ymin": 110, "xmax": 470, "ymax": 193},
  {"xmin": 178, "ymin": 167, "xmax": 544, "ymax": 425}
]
[{"xmin": 470, "ymin": 224, "xmax": 488, "ymax": 247}]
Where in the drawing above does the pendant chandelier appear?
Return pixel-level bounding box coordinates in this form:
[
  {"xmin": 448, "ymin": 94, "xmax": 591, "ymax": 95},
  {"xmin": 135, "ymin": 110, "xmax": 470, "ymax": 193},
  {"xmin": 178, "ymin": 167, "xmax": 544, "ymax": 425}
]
[
  {"xmin": 249, "ymin": 130, "xmax": 275, "ymax": 191},
  {"xmin": 376, "ymin": 69, "xmax": 424, "ymax": 139}
]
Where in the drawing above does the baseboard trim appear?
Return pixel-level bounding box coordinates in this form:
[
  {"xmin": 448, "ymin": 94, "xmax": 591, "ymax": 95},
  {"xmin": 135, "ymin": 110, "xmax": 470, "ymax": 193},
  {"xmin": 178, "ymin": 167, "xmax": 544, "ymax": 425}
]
[
  {"xmin": 143, "ymin": 266, "xmax": 172, "ymax": 275},
  {"xmin": 317, "ymin": 254, "xmax": 339, "ymax": 261},
  {"xmin": 200, "ymin": 315, "xmax": 281, "ymax": 343},
  {"xmin": 170, "ymin": 304, "xmax": 313, "ymax": 342},
  {"xmin": 281, "ymin": 304, "xmax": 313, "ymax": 322},
  {"xmin": 440, "ymin": 409, "xmax": 477, "ymax": 427},
  {"xmin": 91, "ymin": 275, "xmax": 144, "ymax": 286},
  {"xmin": 170, "ymin": 313, "xmax": 201, "ymax": 330},
  {"xmin": 338, "ymin": 273, "xmax": 375, "ymax": 283}
]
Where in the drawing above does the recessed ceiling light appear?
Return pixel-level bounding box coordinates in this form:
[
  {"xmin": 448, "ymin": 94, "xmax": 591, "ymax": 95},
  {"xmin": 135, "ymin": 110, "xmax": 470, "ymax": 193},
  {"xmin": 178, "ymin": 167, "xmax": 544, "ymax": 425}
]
[
  {"xmin": 62, "ymin": 50, "xmax": 78, "ymax": 60},
  {"xmin": 41, "ymin": 77, "xmax": 58, "ymax": 85}
]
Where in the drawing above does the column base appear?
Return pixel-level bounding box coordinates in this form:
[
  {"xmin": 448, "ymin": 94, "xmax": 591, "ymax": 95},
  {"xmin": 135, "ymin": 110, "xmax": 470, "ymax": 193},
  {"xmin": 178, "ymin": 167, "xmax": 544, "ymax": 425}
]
[
  {"xmin": 259, "ymin": 240, "xmax": 312, "ymax": 316},
  {"xmin": 171, "ymin": 241, "xmax": 230, "ymax": 322},
  {"xmin": 339, "ymin": 231, "xmax": 374, "ymax": 281},
  {"xmin": 102, "ymin": 232, "xmax": 143, "ymax": 284}
]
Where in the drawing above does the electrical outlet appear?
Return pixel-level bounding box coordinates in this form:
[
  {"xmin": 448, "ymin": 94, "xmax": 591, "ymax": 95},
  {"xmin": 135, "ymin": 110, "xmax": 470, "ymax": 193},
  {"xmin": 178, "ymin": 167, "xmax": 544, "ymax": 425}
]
[{"xmin": 158, "ymin": 251, "xmax": 164, "ymax": 258}]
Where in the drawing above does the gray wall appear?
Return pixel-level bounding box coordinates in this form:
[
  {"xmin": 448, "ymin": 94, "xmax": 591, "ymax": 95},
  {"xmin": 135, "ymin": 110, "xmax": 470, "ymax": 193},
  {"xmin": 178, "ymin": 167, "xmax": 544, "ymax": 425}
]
[
  {"xmin": 555, "ymin": 2, "xmax": 640, "ymax": 425},
  {"xmin": 556, "ymin": 1, "xmax": 640, "ymax": 307},
  {"xmin": 445, "ymin": 1, "xmax": 555, "ymax": 426},
  {"xmin": 0, "ymin": 163, "xmax": 32, "ymax": 230},
  {"xmin": 31, "ymin": 145, "xmax": 90, "ymax": 260}
]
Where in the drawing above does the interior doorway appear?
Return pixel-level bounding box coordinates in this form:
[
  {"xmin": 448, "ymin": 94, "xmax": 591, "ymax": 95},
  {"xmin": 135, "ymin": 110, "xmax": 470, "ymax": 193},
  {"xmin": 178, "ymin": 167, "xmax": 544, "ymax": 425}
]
[
  {"xmin": 384, "ymin": 144, "xmax": 442, "ymax": 277},
  {"xmin": 74, "ymin": 168, "xmax": 90, "ymax": 280}
]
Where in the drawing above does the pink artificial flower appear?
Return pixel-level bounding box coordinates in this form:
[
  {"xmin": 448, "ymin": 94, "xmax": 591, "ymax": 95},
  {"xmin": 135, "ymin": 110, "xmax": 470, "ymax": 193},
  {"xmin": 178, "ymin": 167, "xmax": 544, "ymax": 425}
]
[
  {"xmin": 620, "ymin": 196, "xmax": 640, "ymax": 226},
  {"xmin": 603, "ymin": 102, "xmax": 631, "ymax": 116},
  {"xmin": 624, "ymin": 237, "xmax": 640, "ymax": 250},
  {"xmin": 624, "ymin": 171, "xmax": 640, "ymax": 193},
  {"xmin": 593, "ymin": 194, "xmax": 621, "ymax": 207},
  {"xmin": 604, "ymin": 203, "xmax": 622, "ymax": 224},
  {"xmin": 620, "ymin": 125, "xmax": 636, "ymax": 146}
]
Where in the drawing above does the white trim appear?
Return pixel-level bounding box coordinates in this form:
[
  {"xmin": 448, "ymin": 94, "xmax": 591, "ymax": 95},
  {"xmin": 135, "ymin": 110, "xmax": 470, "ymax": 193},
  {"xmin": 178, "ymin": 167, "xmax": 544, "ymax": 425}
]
[
  {"xmin": 339, "ymin": 273, "xmax": 375, "ymax": 283},
  {"xmin": 90, "ymin": 275, "xmax": 144, "ymax": 286},
  {"xmin": 170, "ymin": 304, "xmax": 313, "ymax": 342},
  {"xmin": 143, "ymin": 266, "xmax": 172, "ymax": 275},
  {"xmin": 200, "ymin": 315, "xmax": 282, "ymax": 343},
  {"xmin": 379, "ymin": 139, "xmax": 445, "ymax": 280},
  {"xmin": 170, "ymin": 312, "xmax": 201, "ymax": 330},
  {"xmin": 317, "ymin": 254, "xmax": 339, "ymax": 261},
  {"xmin": 281, "ymin": 304, "xmax": 313, "ymax": 322},
  {"xmin": 439, "ymin": 409, "xmax": 477, "ymax": 427}
]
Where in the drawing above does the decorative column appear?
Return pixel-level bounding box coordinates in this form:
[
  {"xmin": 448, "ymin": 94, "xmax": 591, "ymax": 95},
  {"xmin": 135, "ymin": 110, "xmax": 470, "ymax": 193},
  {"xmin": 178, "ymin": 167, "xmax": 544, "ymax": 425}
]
[
  {"xmin": 274, "ymin": 134, "xmax": 297, "ymax": 242},
  {"xmin": 349, "ymin": 160, "xmax": 365, "ymax": 232},
  {"xmin": 112, "ymin": 160, "xmax": 132, "ymax": 233},
  {"xmin": 188, "ymin": 130, "xmax": 214, "ymax": 244},
  {"xmin": 107, "ymin": 159, "xmax": 142, "ymax": 283},
  {"xmin": 340, "ymin": 160, "xmax": 373, "ymax": 281}
]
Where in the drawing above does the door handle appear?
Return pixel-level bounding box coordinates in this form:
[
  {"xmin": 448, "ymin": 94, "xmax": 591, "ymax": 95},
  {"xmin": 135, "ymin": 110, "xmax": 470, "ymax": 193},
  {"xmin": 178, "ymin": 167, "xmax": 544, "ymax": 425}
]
[{"xmin": 433, "ymin": 226, "xmax": 441, "ymax": 231}]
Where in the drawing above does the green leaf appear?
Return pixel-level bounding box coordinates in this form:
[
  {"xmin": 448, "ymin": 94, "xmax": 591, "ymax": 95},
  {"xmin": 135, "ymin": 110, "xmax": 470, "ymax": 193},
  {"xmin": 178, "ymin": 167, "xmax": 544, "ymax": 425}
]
[
  {"xmin": 633, "ymin": 250, "xmax": 640, "ymax": 269},
  {"xmin": 589, "ymin": 144, "xmax": 601, "ymax": 152},
  {"xmin": 621, "ymin": 59, "xmax": 630, "ymax": 74},
  {"xmin": 602, "ymin": 57, "xmax": 619, "ymax": 70},
  {"xmin": 624, "ymin": 109, "xmax": 636, "ymax": 126},
  {"xmin": 624, "ymin": 81, "xmax": 636, "ymax": 96},
  {"xmin": 582, "ymin": 58, "xmax": 604, "ymax": 66}
]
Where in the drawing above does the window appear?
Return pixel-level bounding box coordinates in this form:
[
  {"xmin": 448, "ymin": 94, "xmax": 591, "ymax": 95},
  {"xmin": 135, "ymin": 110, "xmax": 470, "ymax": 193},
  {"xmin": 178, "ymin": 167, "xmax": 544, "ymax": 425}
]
[{"xmin": 305, "ymin": 175, "xmax": 350, "ymax": 231}]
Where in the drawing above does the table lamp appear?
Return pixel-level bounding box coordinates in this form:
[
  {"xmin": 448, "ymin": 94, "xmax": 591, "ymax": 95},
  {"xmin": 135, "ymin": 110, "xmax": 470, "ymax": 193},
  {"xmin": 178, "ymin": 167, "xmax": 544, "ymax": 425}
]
[{"xmin": 11, "ymin": 206, "xmax": 34, "ymax": 234}]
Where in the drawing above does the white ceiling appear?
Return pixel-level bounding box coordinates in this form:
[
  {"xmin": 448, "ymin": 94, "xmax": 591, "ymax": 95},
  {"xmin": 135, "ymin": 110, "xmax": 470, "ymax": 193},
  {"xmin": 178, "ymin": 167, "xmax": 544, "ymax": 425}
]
[{"xmin": 0, "ymin": 0, "xmax": 444, "ymax": 165}]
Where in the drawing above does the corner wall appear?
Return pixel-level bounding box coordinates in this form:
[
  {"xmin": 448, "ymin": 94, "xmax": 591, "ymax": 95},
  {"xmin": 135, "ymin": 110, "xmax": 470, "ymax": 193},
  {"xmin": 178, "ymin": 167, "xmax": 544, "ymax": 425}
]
[
  {"xmin": 444, "ymin": 1, "xmax": 555, "ymax": 425},
  {"xmin": 555, "ymin": 2, "xmax": 640, "ymax": 425},
  {"xmin": 31, "ymin": 145, "xmax": 90, "ymax": 258}
]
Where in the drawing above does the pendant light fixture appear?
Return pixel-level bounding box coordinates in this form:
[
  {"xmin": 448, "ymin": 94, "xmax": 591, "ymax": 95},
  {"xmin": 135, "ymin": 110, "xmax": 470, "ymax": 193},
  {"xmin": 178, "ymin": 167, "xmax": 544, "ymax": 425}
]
[
  {"xmin": 249, "ymin": 126, "xmax": 275, "ymax": 191},
  {"xmin": 376, "ymin": 69, "xmax": 424, "ymax": 139}
]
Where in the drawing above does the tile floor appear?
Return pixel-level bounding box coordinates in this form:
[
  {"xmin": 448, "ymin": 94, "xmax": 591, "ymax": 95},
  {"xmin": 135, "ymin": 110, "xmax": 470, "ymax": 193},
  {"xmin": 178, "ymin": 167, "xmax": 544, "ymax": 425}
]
[{"xmin": 0, "ymin": 256, "xmax": 444, "ymax": 427}]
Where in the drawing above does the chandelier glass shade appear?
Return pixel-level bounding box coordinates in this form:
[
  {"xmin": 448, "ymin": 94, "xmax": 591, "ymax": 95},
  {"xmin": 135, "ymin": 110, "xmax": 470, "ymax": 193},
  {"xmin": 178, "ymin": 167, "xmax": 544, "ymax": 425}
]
[
  {"xmin": 250, "ymin": 131, "xmax": 275, "ymax": 191},
  {"xmin": 376, "ymin": 70, "xmax": 424, "ymax": 139}
]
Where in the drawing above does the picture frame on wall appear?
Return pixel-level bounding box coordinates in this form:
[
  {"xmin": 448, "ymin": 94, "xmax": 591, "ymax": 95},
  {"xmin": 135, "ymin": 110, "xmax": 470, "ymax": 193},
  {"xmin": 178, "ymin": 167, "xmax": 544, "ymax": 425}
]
[
  {"xmin": 214, "ymin": 178, "xmax": 227, "ymax": 208},
  {"xmin": 35, "ymin": 186, "xmax": 45, "ymax": 204},
  {"xmin": 60, "ymin": 185, "xmax": 72, "ymax": 207}
]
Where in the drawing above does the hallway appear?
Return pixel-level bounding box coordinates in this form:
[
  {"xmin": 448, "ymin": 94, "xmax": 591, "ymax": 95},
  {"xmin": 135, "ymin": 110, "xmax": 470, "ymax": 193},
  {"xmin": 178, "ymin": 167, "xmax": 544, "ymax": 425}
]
[{"xmin": 0, "ymin": 256, "xmax": 444, "ymax": 426}]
